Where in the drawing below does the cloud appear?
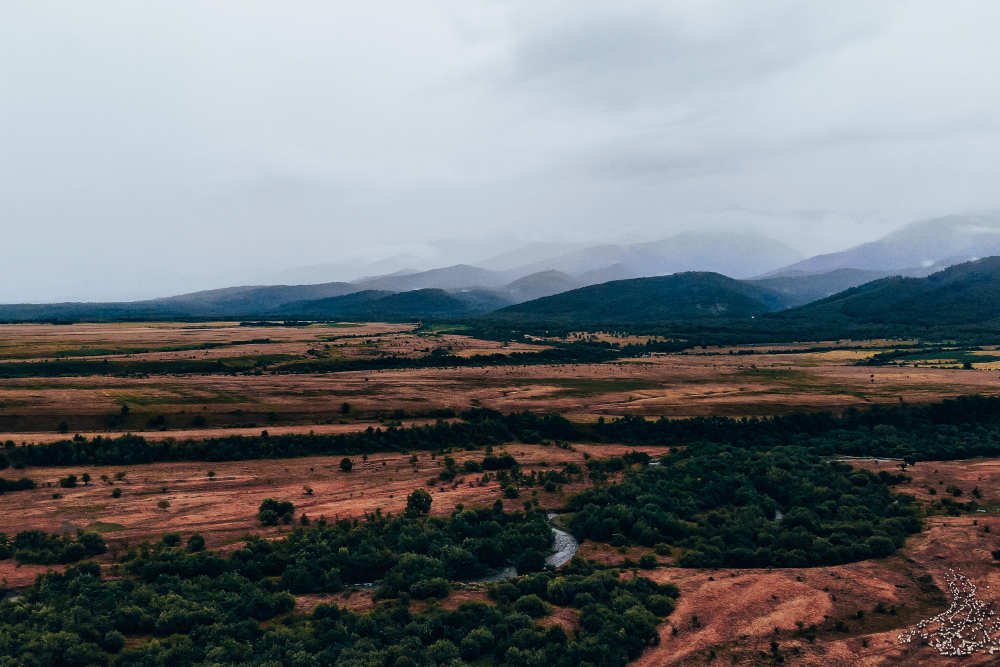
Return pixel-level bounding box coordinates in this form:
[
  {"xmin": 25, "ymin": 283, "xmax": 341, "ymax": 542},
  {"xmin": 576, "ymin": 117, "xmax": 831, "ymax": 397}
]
[{"xmin": 1, "ymin": 1, "xmax": 999, "ymax": 300}]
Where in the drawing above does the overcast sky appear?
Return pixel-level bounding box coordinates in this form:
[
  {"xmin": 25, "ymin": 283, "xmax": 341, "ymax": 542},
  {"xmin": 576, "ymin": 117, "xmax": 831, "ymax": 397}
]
[{"xmin": 3, "ymin": 1, "xmax": 1000, "ymax": 301}]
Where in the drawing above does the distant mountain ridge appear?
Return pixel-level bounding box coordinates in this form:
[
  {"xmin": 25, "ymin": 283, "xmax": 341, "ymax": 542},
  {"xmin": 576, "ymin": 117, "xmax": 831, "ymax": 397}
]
[
  {"xmin": 781, "ymin": 256, "xmax": 1000, "ymax": 326},
  {"xmin": 764, "ymin": 214, "xmax": 1000, "ymax": 277}
]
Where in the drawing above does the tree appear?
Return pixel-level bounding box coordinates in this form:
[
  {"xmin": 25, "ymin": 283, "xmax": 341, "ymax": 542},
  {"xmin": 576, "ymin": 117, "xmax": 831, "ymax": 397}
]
[
  {"xmin": 58, "ymin": 475, "xmax": 77, "ymax": 488},
  {"xmin": 162, "ymin": 533, "xmax": 181, "ymax": 546},
  {"xmin": 81, "ymin": 473, "xmax": 90, "ymax": 486},
  {"xmin": 112, "ymin": 488, "xmax": 122, "ymax": 498},
  {"xmin": 114, "ymin": 471, "xmax": 127, "ymax": 481},
  {"xmin": 157, "ymin": 500, "xmax": 171, "ymax": 511},
  {"xmin": 340, "ymin": 458, "xmax": 353, "ymax": 472},
  {"xmin": 207, "ymin": 470, "xmax": 216, "ymax": 480},
  {"xmin": 407, "ymin": 489, "xmax": 432, "ymax": 516},
  {"xmin": 120, "ymin": 404, "xmax": 130, "ymax": 415},
  {"xmin": 187, "ymin": 533, "xmax": 205, "ymax": 552},
  {"xmin": 57, "ymin": 421, "xmax": 69, "ymax": 434},
  {"xmin": 341, "ymin": 402, "xmax": 351, "ymax": 415}
]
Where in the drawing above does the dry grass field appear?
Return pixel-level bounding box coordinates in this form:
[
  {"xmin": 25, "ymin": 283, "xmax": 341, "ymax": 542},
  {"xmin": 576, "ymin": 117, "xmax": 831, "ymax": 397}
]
[
  {"xmin": 4, "ymin": 322, "xmax": 1000, "ymax": 665},
  {"xmin": 1, "ymin": 323, "xmax": 999, "ymax": 439}
]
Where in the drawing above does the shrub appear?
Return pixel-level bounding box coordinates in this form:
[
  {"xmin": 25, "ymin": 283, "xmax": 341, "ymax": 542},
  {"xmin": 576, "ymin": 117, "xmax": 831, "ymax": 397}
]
[
  {"xmin": 259, "ymin": 498, "xmax": 294, "ymax": 525},
  {"xmin": 639, "ymin": 553, "xmax": 658, "ymax": 569},
  {"xmin": 504, "ymin": 485, "xmax": 520, "ymax": 499},
  {"xmin": 340, "ymin": 458, "xmax": 353, "ymax": 472},
  {"xmin": 514, "ymin": 594, "xmax": 547, "ymax": 618},
  {"xmin": 544, "ymin": 480, "xmax": 557, "ymax": 492},
  {"xmin": 58, "ymin": 474, "xmax": 77, "ymax": 488},
  {"xmin": 186, "ymin": 533, "xmax": 206, "ymax": 552},
  {"xmin": 406, "ymin": 489, "xmax": 432, "ymax": 516},
  {"xmin": 102, "ymin": 630, "xmax": 126, "ymax": 653},
  {"xmin": 111, "ymin": 488, "xmax": 122, "ymax": 498},
  {"xmin": 162, "ymin": 533, "xmax": 181, "ymax": 546},
  {"xmin": 410, "ymin": 577, "xmax": 450, "ymax": 600},
  {"xmin": 463, "ymin": 460, "xmax": 483, "ymax": 473},
  {"xmin": 516, "ymin": 548, "xmax": 546, "ymax": 574}
]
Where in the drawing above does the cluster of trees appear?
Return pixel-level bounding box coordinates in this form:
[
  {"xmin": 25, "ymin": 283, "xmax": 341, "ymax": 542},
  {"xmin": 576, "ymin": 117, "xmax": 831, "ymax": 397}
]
[
  {"xmin": 594, "ymin": 394, "xmax": 1000, "ymax": 461},
  {"xmin": 122, "ymin": 502, "xmax": 554, "ymax": 594},
  {"xmin": 0, "ymin": 529, "xmax": 107, "ymax": 564},
  {"xmin": 0, "ymin": 476, "xmax": 35, "ymax": 493},
  {"xmin": 9, "ymin": 409, "xmax": 578, "ymax": 467},
  {"xmin": 0, "ymin": 551, "xmax": 673, "ymax": 667},
  {"xmin": 569, "ymin": 443, "xmax": 921, "ymax": 568}
]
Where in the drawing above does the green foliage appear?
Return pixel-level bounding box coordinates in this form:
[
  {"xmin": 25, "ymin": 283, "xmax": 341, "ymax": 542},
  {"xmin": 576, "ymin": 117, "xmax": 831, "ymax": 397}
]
[
  {"xmin": 405, "ymin": 489, "xmax": 432, "ymax": 517},
  {"xmin": 569, "ymin": 445, "xmax": 920, "ymax": 568},
  {"xmin": 11, "ymin": 409, "xmax": 577, "ymax": 467},
  {"xmin": 339, "ymin": 457, "xmax": 353, "ymax": 472},
  {"xmin": 58, "ymin": 474, "xmax": 78, "ymax": 488},
  {"xmin": 594, "ymin": 394, "xmax": 1000, "ymax": 463},
  {"xmin": 7, "ymin": 530, "xmax": 106, "ymax": 565},
  {"xmin": 258, "ymin": 499, "xmax": 294, "ymax": 526},
  {"xmin": 186, "ymin": 534, "xmax": 205, "ymax": 553}
]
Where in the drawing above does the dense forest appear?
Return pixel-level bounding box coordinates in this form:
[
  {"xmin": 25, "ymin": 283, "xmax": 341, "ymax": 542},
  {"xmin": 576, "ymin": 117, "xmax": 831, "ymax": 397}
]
[
  {"xmin": 569, "ymin": 445, "xmax": 919, "ymax": 568},
  {"xmin": 0, "ymin": 503, "xmax": 677, "ymax": 667}
]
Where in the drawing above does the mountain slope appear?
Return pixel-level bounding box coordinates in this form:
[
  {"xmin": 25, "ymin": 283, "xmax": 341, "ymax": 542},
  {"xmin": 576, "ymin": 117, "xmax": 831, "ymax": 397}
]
[
  {"xmin": 488, "ymin": 272, "xmax": 786, "ymax": 325},
  {"xmin": 768, "ymin": 214, "xmax": 1000, "ymax": 276},
  {"xmin": 784, "ymin": 257, "xmax": 1000, "ymax": 325},
  {"xmin": 351, "ymin": 264, "xmax": 507, "ymax": 291},
  {"xmin": 508, "ymin": 232, "xmax": 803, "ymax": 280},
  {"xmin": 0, "ymin": 282, "xmax": 361, "ymax": 320},
  {"xmin": 749, "ymin": 269, "xmax": 892, "ymax": 309},
  {"xmin": 280, "ymin": 288, "xmax": 507, "ymax": 320}
]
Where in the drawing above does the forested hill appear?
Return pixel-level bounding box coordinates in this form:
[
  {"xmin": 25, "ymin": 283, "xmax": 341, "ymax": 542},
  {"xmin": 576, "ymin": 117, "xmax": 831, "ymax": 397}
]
[
  {"xmin": 778, "ymin": 256, "xmax": 1000, "ymax": 326},
  {"xmin": 486, "ymin": 272, "xmax": 787, "ymax": 325}
]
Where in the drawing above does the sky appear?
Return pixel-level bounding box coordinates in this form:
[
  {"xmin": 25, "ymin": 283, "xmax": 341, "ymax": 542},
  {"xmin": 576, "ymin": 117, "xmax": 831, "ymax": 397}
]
[{"xmin": 2, "ymin": 1, "xmax": 1000, "ymax": 301}]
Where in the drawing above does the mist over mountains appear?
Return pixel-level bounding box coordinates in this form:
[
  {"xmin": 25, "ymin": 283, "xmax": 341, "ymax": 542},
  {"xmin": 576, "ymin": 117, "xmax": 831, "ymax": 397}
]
[{"xmin": 2, "ymin": 213, "xmax": 999, "ymax": 327}]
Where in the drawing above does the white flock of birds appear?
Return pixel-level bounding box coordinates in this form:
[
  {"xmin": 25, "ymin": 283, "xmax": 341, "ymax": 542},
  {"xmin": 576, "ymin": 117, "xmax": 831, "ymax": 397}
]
[{"xmin": 898, "ymin": 569, "xmax": 999, "ymax": 656}]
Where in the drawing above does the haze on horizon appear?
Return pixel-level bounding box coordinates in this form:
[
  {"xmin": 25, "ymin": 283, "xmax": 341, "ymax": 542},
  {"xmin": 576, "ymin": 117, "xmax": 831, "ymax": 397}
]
[{"xmin": 2, "ymin": 1, "xmax": 1000, "ymax": 302}]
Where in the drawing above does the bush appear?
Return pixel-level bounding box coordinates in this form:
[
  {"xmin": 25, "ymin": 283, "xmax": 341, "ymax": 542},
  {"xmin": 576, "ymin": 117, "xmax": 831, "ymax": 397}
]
[
  {"xmin": 340, "ymin": 458, "xmax": 353, "ymax": 472},
  {"xmin": 58, "ymin": 474, "xmax": 77, "ymax": 488},
  {"xmin": 639, "ymin": 553, "xmax": 658, "ymax": 569},
  {"xmin": 410, "ymin": 577, "xmax": 450, "ymax": 600},
  {"xmin": 406, "ymin": 489, "xmax": 432, "ymax": 517},
  {"xmin": 102, "ymin": 630, "xmax": 126, "ymax": 653},
  {"xmin": 463, "ymin": 460, "xmax": 483, "ymax": 473},
  {"xmin": 192, "ymin": 415, "xmax": 207, "ymax": 427},
  {"xmin": 162, "ymin": 533, "xmax": 181, "ymax": 547},
  {"xmin": 259, "ymin": 499, "xmax": 294, "ymax": 525},
  {"xmin": 111, "ymin": 488, "xmax": 122, "ymax": 498},
  {"xmin": 514, "ymin": 593, "xmax": 548, "ymax": 618},
  {"xmin": 187, "ymin": 533, "xmax": 206, "ymax": 552},
  {"xmin": 504, "ymin": 485, "xmax": 520, "ymax": 499},
  {"xmin": 516, "ymin": 548, "xmax": 546, "ymax": 574},
  {"xmin": 544, "ymin": 480, "xmax": 557, "ymax": 492}
]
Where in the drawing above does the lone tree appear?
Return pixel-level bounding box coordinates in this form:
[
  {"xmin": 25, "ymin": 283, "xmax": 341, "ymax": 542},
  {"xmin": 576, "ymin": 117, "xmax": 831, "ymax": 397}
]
[
  {"xmin": 340, "ymin": 458, "xmax": 353, "ymax": 472},
  {"xmin": 114, "ymin": 471, "xmax": 127, "ymax": 481},
  {"xmin": 340, "ymin": 402, "xmax": 351, "ymax": 415},
  {"xmin": 207, "ymin": 471, "xmax": 216, "ymax": 480},
  {"xmin": 81, "ymin": 473, "xmax": 91, "ymax": 486},
  {"xmin": 157, "ymin": 500, "xmax": 171, "ymax": 511},
  {"xmin": 406, "ymin": 488, "xmax": 433, "ymax": 517}
]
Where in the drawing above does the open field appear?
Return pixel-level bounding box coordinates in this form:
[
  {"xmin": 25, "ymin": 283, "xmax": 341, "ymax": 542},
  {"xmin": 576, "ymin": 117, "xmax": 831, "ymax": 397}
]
[
  {"xmin": 4, "ymin": 450, "xmax": 1000, "ymax": 664},
  {"xmin": 1, "ymin": 323, "xmax": 999, "ymax": 437},
  {"xmin": 0, "ymin": 442, "xmax": 669, "ymax": 587}
]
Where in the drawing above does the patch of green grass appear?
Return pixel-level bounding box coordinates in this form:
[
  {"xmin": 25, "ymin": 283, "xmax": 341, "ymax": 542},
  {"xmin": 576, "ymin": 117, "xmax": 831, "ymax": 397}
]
[{"xmin": 85, "ymin": 521, "xmax": 126, "ymax": 533}]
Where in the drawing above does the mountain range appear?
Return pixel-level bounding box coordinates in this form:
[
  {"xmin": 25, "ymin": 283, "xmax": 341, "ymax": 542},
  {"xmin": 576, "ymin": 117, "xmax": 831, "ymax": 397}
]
[{"xmin": 3, "ymin": 213, "xmax": 1000, "ymax": 327}]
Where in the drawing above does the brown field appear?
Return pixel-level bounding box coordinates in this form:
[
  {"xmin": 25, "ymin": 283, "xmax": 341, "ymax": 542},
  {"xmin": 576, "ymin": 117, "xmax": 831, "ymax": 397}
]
[
  {"xmin": 1, "ymin": 323, "xmax": 999, "ymax": 438},
  {"xmin": 5, "ymin": 322, "xmax": 1000, "ymax": 665}
]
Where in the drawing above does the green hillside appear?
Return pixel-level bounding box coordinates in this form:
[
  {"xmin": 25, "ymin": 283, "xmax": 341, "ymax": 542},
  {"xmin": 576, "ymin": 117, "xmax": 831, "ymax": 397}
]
[{"xmin": 487, "ymin": 272, "xmax": 786, "ymax": 325}]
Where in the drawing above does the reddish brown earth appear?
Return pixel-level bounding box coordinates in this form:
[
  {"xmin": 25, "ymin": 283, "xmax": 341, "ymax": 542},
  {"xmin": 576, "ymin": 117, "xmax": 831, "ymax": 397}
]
[
  {"xmin": 3, "ymin": 324, "xmax": 1000, "ymax": 437},
  {"xmin": 0, "ymin": 444, "xmax": 668, "ymax": 560}
]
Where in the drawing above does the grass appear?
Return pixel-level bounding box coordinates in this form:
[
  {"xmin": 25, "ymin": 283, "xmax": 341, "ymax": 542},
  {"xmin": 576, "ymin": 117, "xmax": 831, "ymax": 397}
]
[
  {"xmin": 56, "ymin": 504, "xmax": 107, "ymax": 514},
  {"xmin": 110, "ymin": 386, "xmax": 256, "ymax": 407},
  {"xmin": 479, "ymin": 377, "xmax": 664, "ymax": 398},
  {"xmin": 85, "ymin": 521, "xmax": 126, "ymax": 533}
]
